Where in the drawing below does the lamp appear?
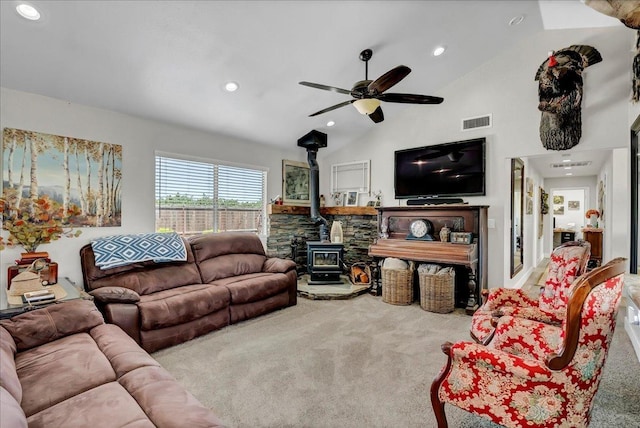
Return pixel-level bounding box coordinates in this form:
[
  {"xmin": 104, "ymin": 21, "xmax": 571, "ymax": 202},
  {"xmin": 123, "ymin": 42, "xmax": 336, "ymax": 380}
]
[{"xmin": 353, "ymin": 98, "xmax": 381, "ymax": 115}]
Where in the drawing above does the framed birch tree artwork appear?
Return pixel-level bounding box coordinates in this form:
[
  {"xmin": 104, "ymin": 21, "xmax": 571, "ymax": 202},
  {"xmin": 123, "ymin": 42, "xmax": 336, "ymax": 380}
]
[{"xmin": 2, "ymin": 128, "xmax": 122, "ymax": 227}]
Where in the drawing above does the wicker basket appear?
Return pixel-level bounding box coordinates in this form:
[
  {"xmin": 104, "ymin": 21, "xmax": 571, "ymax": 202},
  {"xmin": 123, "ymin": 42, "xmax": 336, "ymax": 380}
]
[
  {"xmin": 382, "ymin": 262, "xmax": 414, "ymax": 305},
  {"xmin": 419, "ymin": 267, "xmax": 455, "ymax": 313}
]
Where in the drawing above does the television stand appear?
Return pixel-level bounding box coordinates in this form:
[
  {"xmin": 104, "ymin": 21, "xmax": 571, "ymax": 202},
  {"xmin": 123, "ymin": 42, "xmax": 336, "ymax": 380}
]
[{"xmin": 407, "ymin": 198, "xmax": 464, "ymax": 206}]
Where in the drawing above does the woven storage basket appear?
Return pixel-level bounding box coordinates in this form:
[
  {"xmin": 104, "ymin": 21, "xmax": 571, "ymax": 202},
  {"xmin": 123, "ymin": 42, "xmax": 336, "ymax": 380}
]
[
  {"xmin": 382, "ymin": 262, "xmax": 414, "ymax": 305},
  {"xmin": 419, "ymin": 268, "xmax": 455, "ymax": 313}
]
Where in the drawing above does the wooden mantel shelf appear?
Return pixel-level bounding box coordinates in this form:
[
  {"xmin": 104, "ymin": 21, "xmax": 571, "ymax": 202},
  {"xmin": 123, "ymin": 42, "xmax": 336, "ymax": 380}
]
[{"xmin": 268, "ymin": 204, "xmax": 377, "ymax": 216}]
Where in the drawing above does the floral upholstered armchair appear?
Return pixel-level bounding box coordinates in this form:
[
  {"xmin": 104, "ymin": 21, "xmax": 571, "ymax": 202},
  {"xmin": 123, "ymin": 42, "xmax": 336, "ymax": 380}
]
[
  {"xmin": 431, "ymin": 257, "xmax": 626, "ymax": 428},
  {"xmin": 470, "ymin": 241, "xmax": 591, "ymax": 343}
]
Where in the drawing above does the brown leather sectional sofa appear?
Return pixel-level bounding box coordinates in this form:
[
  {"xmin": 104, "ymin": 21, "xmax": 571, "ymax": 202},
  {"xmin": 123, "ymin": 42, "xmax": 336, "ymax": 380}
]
[
  {"xmin": 0, "ymin": 300, "xmax": 224, "ymax": 427},
  {"xmin": 80, "ymin": 232, "xmax": 297, "ymax": 352}
]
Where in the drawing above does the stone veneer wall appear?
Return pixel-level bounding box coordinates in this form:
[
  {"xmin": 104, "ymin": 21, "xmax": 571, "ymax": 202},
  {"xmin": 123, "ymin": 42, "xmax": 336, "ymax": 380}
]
[{"xmin": 266, "ymin": 207, "xmax": 378, "ymax": 270}]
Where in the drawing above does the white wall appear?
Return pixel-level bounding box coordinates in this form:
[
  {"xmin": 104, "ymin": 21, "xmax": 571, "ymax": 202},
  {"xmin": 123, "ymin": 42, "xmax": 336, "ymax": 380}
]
[
  {"xmin": 551, "ymin": 188, "xmax": 587, "ymax": 230},
  {"xmin": 319, "ymin": 27, "xmax": 633, "ymax": 288},
  {"xmin": 0, "ymin": 88, "xmax": 303, "ymax": 286}
]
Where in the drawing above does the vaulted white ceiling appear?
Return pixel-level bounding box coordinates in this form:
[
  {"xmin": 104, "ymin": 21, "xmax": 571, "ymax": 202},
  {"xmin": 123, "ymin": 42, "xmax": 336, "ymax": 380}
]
[{"xmin": 0, "ymin": 0, "xmax": 621, "ymax": 158}]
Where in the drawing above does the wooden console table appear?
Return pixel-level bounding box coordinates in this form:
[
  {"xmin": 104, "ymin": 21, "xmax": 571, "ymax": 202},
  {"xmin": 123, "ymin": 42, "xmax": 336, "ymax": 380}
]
[
  {"xmin": 368, "ymin": 205, "xmax": 488, "ymax": 314},
  {"xmin": 582, "ymin": 228, "xmax": 603, "ymax": 267}
]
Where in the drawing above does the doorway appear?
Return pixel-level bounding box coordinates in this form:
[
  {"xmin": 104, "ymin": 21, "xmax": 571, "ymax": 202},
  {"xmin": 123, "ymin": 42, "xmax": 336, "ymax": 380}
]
[{"xmin": 551, "ymin": 187, "xmax": 588, "ymax": 248}]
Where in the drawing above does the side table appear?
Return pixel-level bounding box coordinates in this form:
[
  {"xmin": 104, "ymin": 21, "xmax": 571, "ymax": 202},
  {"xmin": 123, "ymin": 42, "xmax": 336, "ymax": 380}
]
[{"xmin": 0, "ymin": 277, "xmax": 92, "ymax": 319}]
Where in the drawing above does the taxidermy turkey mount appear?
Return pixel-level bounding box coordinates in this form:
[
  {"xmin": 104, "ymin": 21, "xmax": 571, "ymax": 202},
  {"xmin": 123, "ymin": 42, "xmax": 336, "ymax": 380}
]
[{"xmin": 299, "ymin": 49, "xmax": 443, "ymax": 123}]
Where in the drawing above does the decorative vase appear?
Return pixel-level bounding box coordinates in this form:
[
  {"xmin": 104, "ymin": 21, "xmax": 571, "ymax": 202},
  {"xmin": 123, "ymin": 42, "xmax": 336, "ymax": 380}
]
[
  {"xmin": 380, "ymin": 217, "xmax": 389, "ymax": 239},
  {"xmin": 330, "ymin": 221, "xmax": 343, "ymax": 243},
  {"xmin": 439, "ymin": 225, "xmax": 451, "ymax": 242},
  {"xmin": 590, "ymin": 214, "xmax": 598, "ymax": 227}
]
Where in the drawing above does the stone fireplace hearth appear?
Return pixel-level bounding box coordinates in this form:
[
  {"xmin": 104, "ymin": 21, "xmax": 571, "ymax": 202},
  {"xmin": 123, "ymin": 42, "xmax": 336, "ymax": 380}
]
[{"xmin": 296, "ymin": 274, "xmax": 370, "ymax": 300}]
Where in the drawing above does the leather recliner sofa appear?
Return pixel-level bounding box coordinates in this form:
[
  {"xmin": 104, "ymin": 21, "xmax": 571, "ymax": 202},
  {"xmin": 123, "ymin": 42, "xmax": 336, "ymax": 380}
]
[
  {"xmin": 80, "ymin": 232, "xmax": 297, "ymax": 353},
  {"xmin": 0, "ymin": 300, "xmax": 224, "ymax": 427}
]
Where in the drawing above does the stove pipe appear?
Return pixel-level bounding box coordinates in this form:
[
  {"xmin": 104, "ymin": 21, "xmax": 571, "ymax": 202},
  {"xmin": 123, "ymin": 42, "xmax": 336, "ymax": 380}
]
[{"xmin": 297, "ymin": 130, "xmax": 329, "ymax": 242}]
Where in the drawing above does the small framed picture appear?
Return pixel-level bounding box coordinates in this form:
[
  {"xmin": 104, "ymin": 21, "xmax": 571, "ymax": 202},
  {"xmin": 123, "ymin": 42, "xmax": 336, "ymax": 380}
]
[
  {"xmin": 526, "ymin": 177, "xmax": 534, "ymax": 197},
  {"xmin": 345, "ymin": 191, "xmax": 358, "ymax": 207}
]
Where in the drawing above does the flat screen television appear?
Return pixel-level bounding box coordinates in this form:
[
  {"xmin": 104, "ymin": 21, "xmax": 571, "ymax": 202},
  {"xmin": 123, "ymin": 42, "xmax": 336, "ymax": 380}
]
[{"xmin": 394, "ymin": 138, "xmax": 486, "ymax": 199}]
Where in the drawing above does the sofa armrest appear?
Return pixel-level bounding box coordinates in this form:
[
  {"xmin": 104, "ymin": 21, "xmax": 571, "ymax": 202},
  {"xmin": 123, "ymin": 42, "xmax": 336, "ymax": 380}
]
[
  {"xmin": 90, "ymin": 286, "xmax": 141, "ymax": 304},
  {"xmin": 446, "ymin": 341, "xmax": 553, "ymax": 382},
  {"xmin": 263, "ymin": 257, "xmax": 296, "ymax": 274},
  {"xmin": 0, "ymin": 300, "xmax": 104, "ymax": 351},
  {"xmin": 102, "ymin": 303, "xmax": 142, "ymax": 345}
]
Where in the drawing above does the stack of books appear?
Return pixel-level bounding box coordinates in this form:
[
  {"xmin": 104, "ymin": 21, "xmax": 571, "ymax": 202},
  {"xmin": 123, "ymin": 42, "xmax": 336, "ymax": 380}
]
[
  {"xmin": 22, "ymin": 289, "xmax": 56, "ymax": 304},
  {"xmin": 17, "ymin": 251, "xmax": 51, "ymax": 266}
]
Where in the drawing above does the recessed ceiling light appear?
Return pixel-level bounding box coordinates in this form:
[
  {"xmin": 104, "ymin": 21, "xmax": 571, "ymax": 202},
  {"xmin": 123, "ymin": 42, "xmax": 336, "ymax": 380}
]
[
  {"xmin": 565, "ymin": 173, "xmax": 573, "ymax": 176},
  {"xmin": 327, "ymin": 121, "xmax": 335, "ymax": 127},
  {"xmin": 564, "ymin": 167, "xmax": 572, "ymax": 170},
  {"xmin": 433, "ymin": 46, "xmax": 446, "ymax": 57},
  {"xmin": 16, "ymin": 3, "xmax": 40, "ymax": 21},
  {"xmin": 224, "ymin": 81, "xmax": 239, "ymax": 92},
  {"xmin": 508, "ymin": 15, "xmax": 524, "ymax": 26},
  {"xmin": 562, "ymin": 159, "xmax": 571, "ymax": 163}
]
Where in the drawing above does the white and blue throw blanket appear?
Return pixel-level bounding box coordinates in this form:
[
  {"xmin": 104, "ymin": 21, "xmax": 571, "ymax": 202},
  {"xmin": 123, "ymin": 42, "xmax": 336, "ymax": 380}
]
[{"xmin": 91, "ymin": 232, "xmax": 187, "ymax": 270}]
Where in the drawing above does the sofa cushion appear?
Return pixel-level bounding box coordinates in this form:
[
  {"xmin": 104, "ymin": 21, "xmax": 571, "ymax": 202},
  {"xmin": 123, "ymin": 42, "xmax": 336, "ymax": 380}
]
[
  {"xmin": 90, "ymin": 286, "xmax": 141, "ymax": 303},
  {"xmin": 25, "ymin": 382, "xmax": 154, "ymax": 428},
  {"xmin": 16, "ymin": 333, "xmax": 116, "ymax": 417},
  {"xmin": 80, "ymin": 238, "xmax": 203, "ymax": 295},
  {"xmin": 119, "ymin": 365, "xmax": 225, "ymax": 427},
  {"xmin": 198, "ymin": 253, "xmax": 267, "ymax": 282},
  {"xmin": 138, "ymin": 283, "xmax": 230, "ymax": 330},
  {"xmin": 190, "ymin": 231, "xmax": 266, "ymax": 259},
  {"xmin": 0, "ymin": 300, "xmax": 104, "ymax": 351},
  {"xmin": 211, "ymin": 272, "xmax": 293, "ymax": 304},
  {"xmin": 90, "ymin": 324, "xmax": 161, "ymax": 378},
  {"xmin": 140, "ymin": 309, "xmax": 230, "ymax": 353},
  {"xmin": 263, "ymin": 257, "xmax": 296, "ymax": 274},
  {"xmin": 0, "ymin": 327, "xmax": 21, "ymax": 403},
  {"xmin": 0, "ymin": 387, "xmax": 27, "ymax": 428}
]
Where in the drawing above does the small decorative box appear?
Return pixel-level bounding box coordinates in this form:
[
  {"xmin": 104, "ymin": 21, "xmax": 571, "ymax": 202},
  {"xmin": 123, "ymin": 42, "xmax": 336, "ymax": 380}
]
[{"xmin": 450, "ymin": 232, "xmax": 473, "ymax": 244}]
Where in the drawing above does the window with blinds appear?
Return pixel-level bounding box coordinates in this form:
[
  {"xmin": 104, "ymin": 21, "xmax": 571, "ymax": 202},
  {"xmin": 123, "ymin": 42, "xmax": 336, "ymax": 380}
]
[{"xmin": 155, "ymin": 154, "xmax": 267, "ymax": 236}]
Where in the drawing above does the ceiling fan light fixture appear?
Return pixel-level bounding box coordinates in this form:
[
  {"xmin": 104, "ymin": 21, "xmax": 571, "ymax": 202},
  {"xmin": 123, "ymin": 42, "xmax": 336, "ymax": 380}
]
[{"xmin": 353, "ymin": 98, "xmax": 380, "ymax": 115}]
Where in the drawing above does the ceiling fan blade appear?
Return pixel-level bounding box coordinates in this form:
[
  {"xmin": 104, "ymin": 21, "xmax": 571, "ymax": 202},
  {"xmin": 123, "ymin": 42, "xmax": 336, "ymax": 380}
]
[
  {"xmin": 308, "ymin": 100, "xmax": 355, "ymax": 117},
  {"xmin": 377, "ymin": 93, "xmax": 444, "ymax": 104},
  {"xmin": 299, "ymin": 81, "xmax": 353, "ymax": 95},
  {"xmin": 368, "ymin": 106, "xmax": 384, "ymax": 123},
  {"xmin": 367, "ymin": 65, "xmax": 411, "ymax": 94}
]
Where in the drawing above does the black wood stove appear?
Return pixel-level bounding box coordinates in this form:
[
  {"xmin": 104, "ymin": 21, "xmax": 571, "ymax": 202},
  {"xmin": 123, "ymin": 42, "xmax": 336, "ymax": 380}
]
[{"xmin": 306, "ymin": 241, "xmax": 344, "ymax": 284}]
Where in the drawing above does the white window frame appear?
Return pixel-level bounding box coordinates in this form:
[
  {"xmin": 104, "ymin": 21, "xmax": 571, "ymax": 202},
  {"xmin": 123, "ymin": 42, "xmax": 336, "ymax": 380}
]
[
  {"xmin": 155, "ymin": 151, "xmax": 268, "ymax": 237},
  {"xmin": 331, "ymin": 160, "xmax": 370, "ymax": 195}
]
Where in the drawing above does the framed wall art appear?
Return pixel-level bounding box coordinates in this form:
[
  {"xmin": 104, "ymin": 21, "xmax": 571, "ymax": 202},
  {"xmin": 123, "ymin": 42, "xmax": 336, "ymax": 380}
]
[
  {"xmin": 345, "ymin": 191, "xmax": 358, "ymax": 207},
  {"xmin": 526, "ymin": 177, "xmax": 534, "ymax": 197},
  {"xmin": 2, "ymin": 127, "xmax": 122, "ymax": 227},
  {"xmin": 282, "ymin": 160, "xmax": 310, "ymax": 206},
  {"xmin": 526, "ymin": 196, "xmax": 533, "ymax": 215}
]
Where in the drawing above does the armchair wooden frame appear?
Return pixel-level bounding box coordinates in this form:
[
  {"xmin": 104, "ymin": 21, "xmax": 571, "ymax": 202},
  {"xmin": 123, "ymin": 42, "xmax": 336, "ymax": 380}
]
[{"xmin": 431, "ymin": 257, "xmax": 626, "ymax": 428}]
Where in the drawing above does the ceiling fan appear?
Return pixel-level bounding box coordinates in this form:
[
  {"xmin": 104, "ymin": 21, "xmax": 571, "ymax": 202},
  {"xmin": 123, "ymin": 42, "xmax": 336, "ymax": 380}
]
[{"xmin": 299, "ymin": 49, "xmax": 444, "ymax": 123}]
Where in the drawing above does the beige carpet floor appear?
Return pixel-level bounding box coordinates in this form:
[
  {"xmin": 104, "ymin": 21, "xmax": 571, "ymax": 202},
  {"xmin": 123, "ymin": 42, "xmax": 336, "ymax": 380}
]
[{"xmin": 153, "ymin": 293, "xmax": 639, "ymax": 428}]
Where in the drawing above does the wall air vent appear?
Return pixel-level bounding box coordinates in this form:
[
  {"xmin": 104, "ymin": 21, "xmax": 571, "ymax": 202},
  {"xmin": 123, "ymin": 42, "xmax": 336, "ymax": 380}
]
[
  {"xmin": 461, "ymin": 114, "xmax": 492, "ymax": 131},
  {"xmin": 550, "ymin": 161, "xmax": 592, "ymax": 168}
]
